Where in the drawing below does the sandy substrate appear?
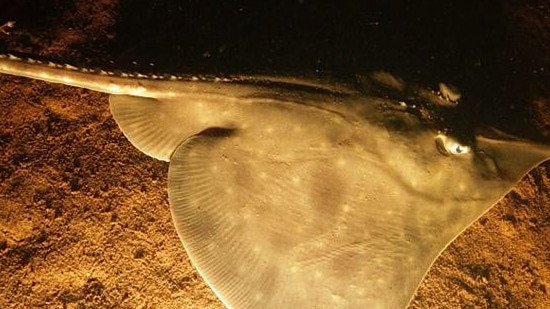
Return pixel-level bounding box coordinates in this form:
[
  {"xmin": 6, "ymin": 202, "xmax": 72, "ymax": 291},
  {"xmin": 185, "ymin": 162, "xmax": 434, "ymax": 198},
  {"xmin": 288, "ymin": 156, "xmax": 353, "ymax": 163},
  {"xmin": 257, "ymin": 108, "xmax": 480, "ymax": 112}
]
[{"xmin": 1, "ymin": 1, "xmax": 550, "ymax": 308}]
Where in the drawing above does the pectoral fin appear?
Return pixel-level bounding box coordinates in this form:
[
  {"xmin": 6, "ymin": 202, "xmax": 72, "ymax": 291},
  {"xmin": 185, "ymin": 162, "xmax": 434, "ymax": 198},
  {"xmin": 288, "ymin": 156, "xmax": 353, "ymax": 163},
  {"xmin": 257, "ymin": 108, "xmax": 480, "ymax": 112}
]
[{"xmin": 167, "ymin": 129, "xmax": 369, "ymax": 309}]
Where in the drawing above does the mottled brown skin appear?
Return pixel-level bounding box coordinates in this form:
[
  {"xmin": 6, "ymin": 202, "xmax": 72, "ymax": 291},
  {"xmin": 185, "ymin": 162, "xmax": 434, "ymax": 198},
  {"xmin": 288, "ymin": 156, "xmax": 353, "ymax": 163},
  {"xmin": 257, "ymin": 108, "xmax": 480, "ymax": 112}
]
[{"xmin": 0, "ymin": 1, "xmax": 550, "ymax": 308}]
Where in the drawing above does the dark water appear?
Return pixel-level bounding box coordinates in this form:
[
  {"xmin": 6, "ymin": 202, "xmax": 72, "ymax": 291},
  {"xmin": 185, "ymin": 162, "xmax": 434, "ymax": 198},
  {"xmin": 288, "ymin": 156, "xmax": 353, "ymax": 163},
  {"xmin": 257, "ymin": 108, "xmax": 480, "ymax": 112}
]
[{"xmin": 113, "ymin": 2, "xmax": 501, "ymax": 79}]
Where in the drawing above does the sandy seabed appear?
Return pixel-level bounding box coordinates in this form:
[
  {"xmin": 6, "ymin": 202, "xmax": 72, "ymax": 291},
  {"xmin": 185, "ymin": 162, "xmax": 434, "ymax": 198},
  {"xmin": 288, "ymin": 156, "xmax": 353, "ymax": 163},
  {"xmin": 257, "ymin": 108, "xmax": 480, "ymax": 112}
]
[{"xmin": 1, "ymin": 1, "xmax": 550, "ymax": 308}]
